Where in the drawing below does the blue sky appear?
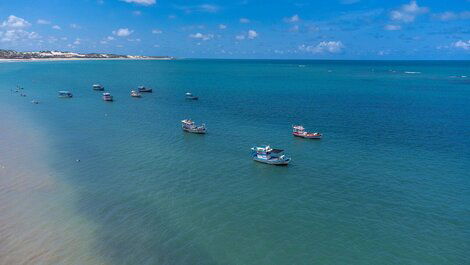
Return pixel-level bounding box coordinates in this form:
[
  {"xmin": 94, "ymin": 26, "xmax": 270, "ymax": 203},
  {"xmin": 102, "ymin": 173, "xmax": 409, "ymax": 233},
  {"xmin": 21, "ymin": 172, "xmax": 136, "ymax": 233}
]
[{"xmin": 0, "ymin": 0, "xmax": 469, "ymax": 59}]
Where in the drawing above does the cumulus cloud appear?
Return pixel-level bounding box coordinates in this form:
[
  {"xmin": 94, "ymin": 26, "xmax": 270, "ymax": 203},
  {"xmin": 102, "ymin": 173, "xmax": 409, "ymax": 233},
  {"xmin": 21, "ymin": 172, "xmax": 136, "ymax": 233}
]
[
  {"xmin": 239, "ymin": 18, "xmax": 250, "ymax": 23},
  {"xmin": 299, "ymin": 41, "xmax": 344, "ymax": 54},
  {"xmin": 37, "ymin": 19, "xmax": 50, "ymax": 25},
  {"xmin": 189, "ymin": 32, "xmax": 214, "ymax": 41},
  {"xmin": 384, "ymin": 24, "xmax": 401, "ymax": 31},
  {"xmin": 247, "ymin": 30, "xmax": 258, "ymax": 39},
  {"xmin": 1, "ymin": 15, "xmax": 31, "ymax": 28},
  {"xmin": 219, "ymin": 24, "xmax": 227, "ymax": 30},
  {"xmin": 120, "ymin": 0, "xmax": 156, "ymax": 6},
  {"xmin": 284, "ymin": 14, "xmax": 300, "ymax": 23},
  {"xmin": 52, "ymin": 25, "xmax": 61, "ymax": 30},
  {"xmin": 152, "ymin": 29, "xmax": 162, "ymax": 34},
  {"xmin": 113, "ymin": 28, "xmax": 133, "ymax": 37},
  {"xmin": 390, "ymin": 1, "xmax": 428, "ymax": 23},
  {"xmin": 453, "ymin": 40, "xmax": 470, "ymax": 50}
]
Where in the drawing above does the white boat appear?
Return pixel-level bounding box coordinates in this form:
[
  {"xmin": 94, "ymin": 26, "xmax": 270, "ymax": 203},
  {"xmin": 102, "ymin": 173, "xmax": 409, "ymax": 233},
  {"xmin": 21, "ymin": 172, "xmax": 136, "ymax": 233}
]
[
  {"xmin": 130, "ymin": 90, "xmax": 141, "ymax": 97},
  {"xmin": 93, "ymin": 84, "xmax": 105, "ymax": 91},
  {"xmin": 138, "ymin": 86, "xmax": 152, "ymax": 93},
  {"xmin": 181, "ymin": 119, "xmax": 206, "ymax": 134},
  {"xmin": 58, "ymin": 90, "xmax": 73, "ymax": 98},
  {"xmin": 185, "ymin": 92, "xmax": 198, "ymax": 100},
  {"xmin": 102, "ymin": 92, "xmax": 113, "ymax": 101},
  {"xmin": 251, "ymin": 145, "xmax": 291, "ymax": 165},
  {"xmin": 292, "ymin": 125, "xmax": 322, "ymax": 139}
]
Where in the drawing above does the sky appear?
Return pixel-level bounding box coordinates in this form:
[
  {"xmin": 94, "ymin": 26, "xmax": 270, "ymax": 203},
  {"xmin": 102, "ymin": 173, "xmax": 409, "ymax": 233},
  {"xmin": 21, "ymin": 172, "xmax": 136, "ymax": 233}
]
[{"xmin": 0, "ymin": 0, "xmax": 469, "ymax": 59}]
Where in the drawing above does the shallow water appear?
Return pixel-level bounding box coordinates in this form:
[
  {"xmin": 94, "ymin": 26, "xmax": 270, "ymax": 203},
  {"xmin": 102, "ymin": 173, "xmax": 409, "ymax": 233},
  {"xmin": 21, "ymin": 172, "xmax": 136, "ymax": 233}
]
[{"xmin": 0, "ymin": 60, "xmax": 469, "ymax": 265}]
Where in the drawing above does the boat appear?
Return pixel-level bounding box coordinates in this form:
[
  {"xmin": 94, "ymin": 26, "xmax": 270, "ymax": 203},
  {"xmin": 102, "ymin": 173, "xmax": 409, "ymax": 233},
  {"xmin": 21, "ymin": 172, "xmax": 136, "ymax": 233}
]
[
  {"xmin": 93, "ymin": 84, "xmax": 105, "ymax": 91},
  {"xmin": 31, "ymin": 99, "xmax": 39, "ymax": 104},
  {"xmin": 292, "ymin": 125, "xmax": 322, "ymax": 139},
  {"xmin": 251, "ymin": 145, "xmax": 291, "ymax": 165},
  {"xmin": 181, "ymin": 119, "xmax": 206, "ymax": 134},
  {"xmin": 58, "ymin": 90, "xmax": 73, "ymax": 98},
  {"xmin": 138, "ymin": 86, "xmax": 152, "ymax": 93},
  {"xmin": 102, "ymin": 92, "xmax": 113, "ymax": 101},
  {"xmin": 130, "ymin": 90, "xmax": 141, "ymax": 97},
  {"xmin": 185, "ymin": 92, "xmax": 198, "ymax": 100}
]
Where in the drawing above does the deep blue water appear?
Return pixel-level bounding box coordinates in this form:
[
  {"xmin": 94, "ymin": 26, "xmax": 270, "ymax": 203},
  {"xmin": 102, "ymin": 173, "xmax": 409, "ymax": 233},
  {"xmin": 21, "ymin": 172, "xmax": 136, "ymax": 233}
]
[{"xmin": 0, "ymin": 59, "xmax": 469, "ymax": 265}]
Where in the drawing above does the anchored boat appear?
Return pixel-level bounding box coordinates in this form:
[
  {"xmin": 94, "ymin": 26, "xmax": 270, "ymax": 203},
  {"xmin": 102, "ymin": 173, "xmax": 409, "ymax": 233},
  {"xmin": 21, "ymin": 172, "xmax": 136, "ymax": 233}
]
[
  {"xmin": 251, "ymin": 145, "xmax": 291, "ymax": 165},
  {"xmin": 185, "ymin": 92, "xmax": 198, "ymax": 100},
  {"xmin": 58, "ymin": 90, "xmax": 73, "ymax": 98},
  {"xmin": 93, "ymin": 84, "xmax": 105, "ymax": 91},
  {"xmin": 130, "ymin": 90, "xmax": 141, "ymax": 97},
  {"xmin": 292, "ymin": 125, "xmax": 322, "ymax": 139},
  {"xmin": 102, "ymin": 92, "xmax": 113, "ymax": 102},
  {"xmin": 181, "ymin": 119, "xmax": 206, "ymax": 134},
  {"xmin": 138, "ymin": 86, "xmax": 152, "ymax": 93}
]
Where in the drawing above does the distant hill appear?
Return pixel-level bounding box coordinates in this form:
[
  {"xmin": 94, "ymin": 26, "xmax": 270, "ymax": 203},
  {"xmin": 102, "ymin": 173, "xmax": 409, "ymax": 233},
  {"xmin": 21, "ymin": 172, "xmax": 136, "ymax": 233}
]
[{"xmin": 0, "ymin": 49, "xmax": 174, "ymax": 60}]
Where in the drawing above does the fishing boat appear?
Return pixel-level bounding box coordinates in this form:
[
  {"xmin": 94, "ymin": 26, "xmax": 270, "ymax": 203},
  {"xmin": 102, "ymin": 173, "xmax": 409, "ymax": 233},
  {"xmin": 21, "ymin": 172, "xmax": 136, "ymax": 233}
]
[
  {"xmin": 292, "ymin": 125, "xmax": 322, "ymax": 139},
  {"xmin": 138, "ymin": 86, "xmax": 152, "ymax": 93},
  {"xmin": 58, "ymin": 90, "xmax": 73, "ymax": 98},
  {"xmin": 130, "ymin": 90, "xmax": 141, "ymax": 97},
  {"xmin": 181, "ymin": 119, "xmax": 206, "ymax": 134},
  {"xmin": 251, "ymin": 145, "xmax": 291, "ymax": 165},
  {"xmin": 185, "ymin": 92, "xmax": 198, "ymax": 100},
  {"xmin": 102, "ymin": 92, "xmax": 113, "ymax": 102},
  {"xmin": 93, "ymin": 84, "xmax": 105, "ymax": 91}
]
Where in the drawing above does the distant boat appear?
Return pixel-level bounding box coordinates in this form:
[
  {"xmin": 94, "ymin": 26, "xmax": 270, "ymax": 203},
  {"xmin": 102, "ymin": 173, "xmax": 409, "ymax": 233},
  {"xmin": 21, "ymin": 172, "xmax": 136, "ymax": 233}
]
[
  {"xmin": 138, "ymin": 86, "xmax": 152, "ymax": 93},
  {"xmin": 185, "ymin": 92, "xmax": 198, "ymax": 100},
  {"xmin": 181, "ymin": 119, "xmax": 206, "ymax": 134},
  {"xmin": 251, "ymin": 145, "xmax": 291, "ymax": 165},
  {"xmin": 58, "ymin": 90, "xmax": 73, "ymax": 98},
  {"xmin": 93, "ymin": 84, "xmax": 105, "ymax": 91},
  {"xmin": 292, "ymin": 125, "xmax": 322, "ymax": 139},
  {"xmin": 31, "ymin": 99, "xmax": 39, "ymax": 104},
  {"xmin": 130, "ymin": 90, "xmax": 141, "ymax": 97},
  {"xmin": 102, "ymin": 92, "xmax": 113, "ymax": 101}
]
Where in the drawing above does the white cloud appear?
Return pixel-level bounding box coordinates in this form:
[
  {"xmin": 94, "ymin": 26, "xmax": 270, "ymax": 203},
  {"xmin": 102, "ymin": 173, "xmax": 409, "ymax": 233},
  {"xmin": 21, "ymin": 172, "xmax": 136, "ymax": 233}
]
[
  {"xmin": 284, "ymin": 14, "xmax": 300, "ymax": 23},
  {"xmin": 289, "ymin": 25, "xmax": 300, "ymax": 32},
  {"xmin": 106, "ymin": 36, "xmax": 115, "ymax": 41},
  {"xmin": 132, "ymin": 11, "xmax": 142, "ymax": 16},
  {"xmin": 219, "ymin": 24, "xmax": 227, "ymax": 30},
  {"xmin": 52, "ymin": 25, "xmax": 61, "ymax": 30},
  {"xmin": 390, "ymin": 1, "xmax": 428, "ymax": 23},
  {"xmin": 199, "ymin": 4, "xmax": 219, "ymax": 13},
  {"xmin": 299, "ymin": 41, "xmax": 344, "ymax": 54},
  {"xmin": 433, "ymin": 11, "xmax": 470, "ymax": 21},
  {"xmin": 73, "ymin": 38, "xmax": 81, "ymax": 45},
  {"xmin": 1, "ymin": 15, "xmax": 31, "ymax": 28},
  {"xmin": 189, "ymin": 32, "xmax": 214, "ymax": 41},
  {"xmin": 113, "ymin": 28, "xmax": 133, "ymax": 37},
  {"xmin": 37, "ymin": 19, "xmax": 50, "ymax": 25},
  {"xmin": 247, "ymin": 30, "xmax": 258, "ymax": 39},
  {"xmin": 239, "ymin": 18, "xmax": 250, "ymax": 23},
  {"xmin": 0, "ymin": 29, "xmax": 38, "ymax": 42},
  {"xmin": 384, "ymin": 24, "xmax": 401, "ymax": 31},
  {"xmin": 152, "ymin": 29, "xmax": 162, "ymax": 34},
  {"xmin": 453, "ymin": 40, "xmax": 470, "ymax": 50},
  {"xmin": 120, "ymin": 0, "xmax": 156, "ymax": 6},
  {"xmin": 176, "ymin": 4, "xmax": 219, "ymax": 13},
  {"xmin": 70, "ymin": 23, "xmax": 81, "ymax": 29}
]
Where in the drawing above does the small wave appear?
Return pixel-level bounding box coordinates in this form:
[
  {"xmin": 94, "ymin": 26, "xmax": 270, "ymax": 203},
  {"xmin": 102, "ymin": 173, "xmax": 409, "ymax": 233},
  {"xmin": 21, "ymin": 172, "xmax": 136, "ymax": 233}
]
[{"xmin": 404, "ymin": 71, "xmax": 421, "ymax": 74}]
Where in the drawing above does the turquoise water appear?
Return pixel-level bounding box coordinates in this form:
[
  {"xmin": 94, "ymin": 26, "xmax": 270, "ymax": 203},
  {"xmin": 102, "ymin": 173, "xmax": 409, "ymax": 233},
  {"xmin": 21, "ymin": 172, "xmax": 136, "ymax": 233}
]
[{"xmin": 0, "ymin": 60, "xmax": 469, "ymax": 265}]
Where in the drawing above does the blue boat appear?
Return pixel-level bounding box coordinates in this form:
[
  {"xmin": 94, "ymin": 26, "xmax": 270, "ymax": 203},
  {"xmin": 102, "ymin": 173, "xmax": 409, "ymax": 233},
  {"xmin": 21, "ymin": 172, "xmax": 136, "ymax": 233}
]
[
  {"xmin": 251, "ymin": 145, "xmax": 291, "ymax": 165},
  {"xmin": 58, "ymin": 90, "xmax": 73, "ymax": 98}
]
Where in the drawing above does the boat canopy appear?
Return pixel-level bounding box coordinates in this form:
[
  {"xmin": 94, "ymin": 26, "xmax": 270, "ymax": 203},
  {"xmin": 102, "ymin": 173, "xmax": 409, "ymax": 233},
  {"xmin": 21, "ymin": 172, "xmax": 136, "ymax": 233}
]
[
  {"xmin": 293, "ymin": 125, "xmax": 305, "ymax": 130},
  {"xmin": 103, "ymin": 92, "xmax": 111, "ymax": 96},
  {"xmin": 58, "ymin": 90, "xmax": 71, "ymax": 94}
]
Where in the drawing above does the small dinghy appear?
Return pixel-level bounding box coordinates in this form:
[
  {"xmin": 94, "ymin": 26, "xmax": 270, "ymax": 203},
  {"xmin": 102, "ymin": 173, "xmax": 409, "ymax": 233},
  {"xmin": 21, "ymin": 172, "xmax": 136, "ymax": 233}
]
[
  {"xmin": 181, "ymin": 119, "xmax": 206, "ymax": 134},
  {"xmin": 138, "ymin": 86, "xmax": 152, "ymax": 93},
  {"xmin": 102, "ymin": 92, "xmax": 113, "ymax": 102},
  {"xmin": 58, "ymin": 91, "xmax": 73, "ymax": 98},
  {"xmin": 93, "ymin": 84, "xmax": 105, "ymax": 91},
  {"xmin": 292, "ymin": 125, "xmax": 322, "ymax": 139},
  {"xmin": 130, "ymin": 90, "xmax": 141, "ymax": 97},
  {"xmin": 251, "ymin": 145, "xmax": 291, "ymax": 165},
  {"xmin": 185, "ymin": 92, "xmax": 198, "ymax": 100}
]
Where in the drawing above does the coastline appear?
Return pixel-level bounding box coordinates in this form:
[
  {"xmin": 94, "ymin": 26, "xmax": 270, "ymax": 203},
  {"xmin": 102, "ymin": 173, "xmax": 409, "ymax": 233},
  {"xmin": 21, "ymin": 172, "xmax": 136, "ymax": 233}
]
[
  {"xmin": 0, "ymin": 103, "xmax": 107, "ymax": 265},
  {"xmin": 0, "ymin": 57, "xmax": 174, "ymax": 63}
]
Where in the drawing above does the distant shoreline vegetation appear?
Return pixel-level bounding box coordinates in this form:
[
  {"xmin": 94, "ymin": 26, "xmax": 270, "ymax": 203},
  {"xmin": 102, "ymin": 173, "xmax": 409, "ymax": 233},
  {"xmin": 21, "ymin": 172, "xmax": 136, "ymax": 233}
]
[{"xmin": 0, "ymin": 49, "xmax": 174, "ymax": 60}]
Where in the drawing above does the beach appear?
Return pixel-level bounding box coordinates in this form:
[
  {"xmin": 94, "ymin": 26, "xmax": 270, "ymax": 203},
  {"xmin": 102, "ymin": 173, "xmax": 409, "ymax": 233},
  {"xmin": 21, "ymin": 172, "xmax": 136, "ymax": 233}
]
[{"xmin": 0, "ymin": 59, "xmax": 468, "ymax": 265}]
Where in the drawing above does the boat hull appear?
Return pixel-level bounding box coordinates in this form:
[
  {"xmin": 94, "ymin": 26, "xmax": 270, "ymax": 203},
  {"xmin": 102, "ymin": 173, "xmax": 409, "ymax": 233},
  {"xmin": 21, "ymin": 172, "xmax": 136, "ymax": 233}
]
[
  {"xmin": 139, "ymin": 89, "xmax": 152, "ymax": 93},
  {"xmin": 293, "ymin": 132, "xmax": 322, "ymax": 139},
  {"xmin": 182, "ymin": 128, "xmax": 206, "ymax": 134},
  {"xmin": 253, "ymin": 156, "xmax": 290, "ymax": 165}
]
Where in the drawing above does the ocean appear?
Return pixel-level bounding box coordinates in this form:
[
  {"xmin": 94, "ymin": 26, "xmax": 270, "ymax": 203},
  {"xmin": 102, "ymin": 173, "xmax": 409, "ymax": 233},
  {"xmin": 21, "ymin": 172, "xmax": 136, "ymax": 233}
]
[{"xmin": 0, "ymin": 59, "xmax": 469, "ymax": 265}]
